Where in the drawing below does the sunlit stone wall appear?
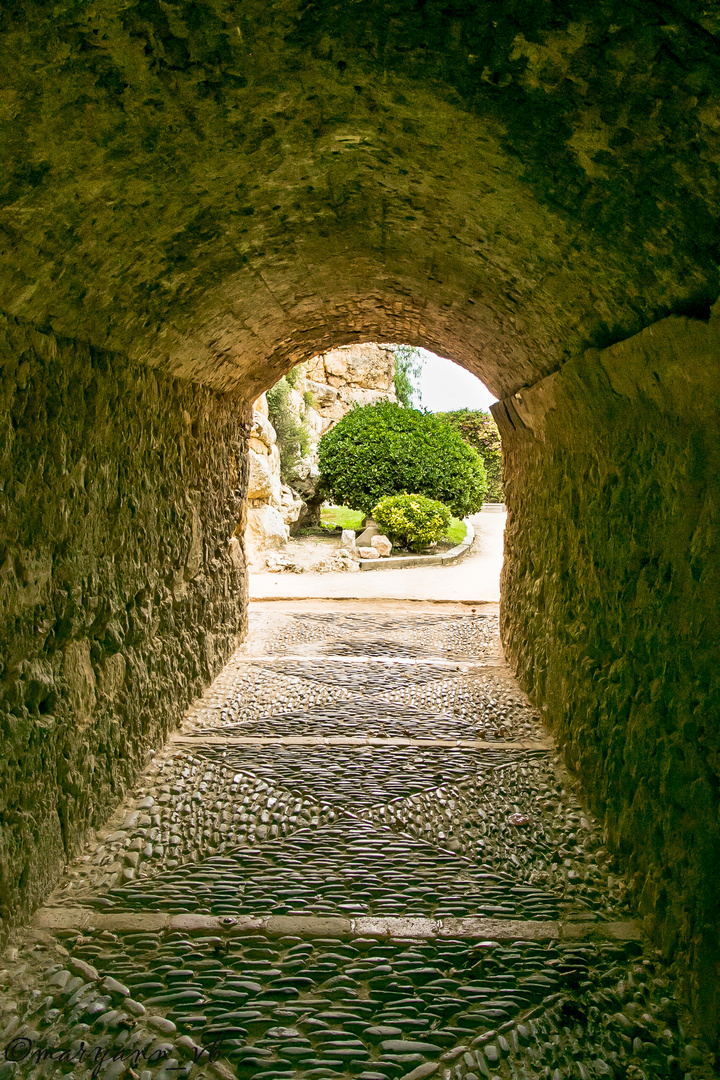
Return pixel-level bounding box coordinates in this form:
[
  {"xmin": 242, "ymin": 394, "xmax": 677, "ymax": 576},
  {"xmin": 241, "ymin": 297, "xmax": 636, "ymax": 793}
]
[{"xmin": 495, "ymin": 311, "xmax": 720, "ymax": 1045}]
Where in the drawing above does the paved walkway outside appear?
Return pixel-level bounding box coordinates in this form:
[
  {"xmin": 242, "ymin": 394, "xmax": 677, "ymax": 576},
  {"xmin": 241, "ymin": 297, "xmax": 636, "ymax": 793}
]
[
  {"xmin": 250, "ymin": 513, "xmax": 505, "ymax": 604},
  {"xmin": 0, "ymin": 595, "xmax": 709, "ymax": 1078}
]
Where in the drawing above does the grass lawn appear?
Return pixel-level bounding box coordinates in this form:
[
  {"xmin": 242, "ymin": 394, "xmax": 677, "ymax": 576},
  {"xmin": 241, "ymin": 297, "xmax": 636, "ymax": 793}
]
[
  {"xmin": 321, "ymin": 505, "xmax": 365, "ymax": 530},
  {"xmin": 444, "ymin": 516, "xmax": 467, "ymax": 545},
  {"xmin": 322, "ymin": 505, "xmax": 467, "ymax": 546}
]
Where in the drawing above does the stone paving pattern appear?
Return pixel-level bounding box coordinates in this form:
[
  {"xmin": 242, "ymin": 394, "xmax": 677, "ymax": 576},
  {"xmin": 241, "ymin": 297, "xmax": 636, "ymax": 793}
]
[{"xmin": 0, "ymin": 605, "xmax": 712, "ymax": 1078}]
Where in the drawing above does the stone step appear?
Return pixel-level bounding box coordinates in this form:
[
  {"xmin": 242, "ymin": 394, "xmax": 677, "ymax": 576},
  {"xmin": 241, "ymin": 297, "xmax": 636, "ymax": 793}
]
[
  {"xmin": 172, "ymin": 735, "xmax": 554, "ymax": 750},
  {"xmin": 34, "ymin": 906, "xmax": 640, "ymax": 943}
]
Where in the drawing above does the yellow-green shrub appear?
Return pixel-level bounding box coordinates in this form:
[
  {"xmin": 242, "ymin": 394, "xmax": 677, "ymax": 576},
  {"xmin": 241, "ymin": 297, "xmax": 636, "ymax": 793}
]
[{"xmin": 372, "ymin": 493, "xmax": 452, "ymax": 552}]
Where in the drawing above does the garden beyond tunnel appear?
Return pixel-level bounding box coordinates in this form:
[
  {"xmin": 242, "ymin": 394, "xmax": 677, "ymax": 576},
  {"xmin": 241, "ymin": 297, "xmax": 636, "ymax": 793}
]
[{"xmin": 0, "ymin": 0, "xmax": 719, "ymax": 1059}]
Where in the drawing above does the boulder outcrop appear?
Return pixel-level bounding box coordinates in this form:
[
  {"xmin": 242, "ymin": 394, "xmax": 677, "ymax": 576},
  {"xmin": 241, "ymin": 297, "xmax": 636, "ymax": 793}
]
[
  {"xmin": 245, "ymin": 344, "xmax": 398, "ymax": 563},
  {"xmin": 304, "ymin": 344, "xmax": 397, "ymax": 432}
]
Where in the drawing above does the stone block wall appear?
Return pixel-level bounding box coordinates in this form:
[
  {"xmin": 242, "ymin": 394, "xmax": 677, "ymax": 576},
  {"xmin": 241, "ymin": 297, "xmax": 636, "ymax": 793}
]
[
  {"xmin": 0, "ymin": 315, "xmax": 249, "ymax": 933},
  {"xmin": 494, "ymin": 312, "xmax": 720, "ymax": 1043}
]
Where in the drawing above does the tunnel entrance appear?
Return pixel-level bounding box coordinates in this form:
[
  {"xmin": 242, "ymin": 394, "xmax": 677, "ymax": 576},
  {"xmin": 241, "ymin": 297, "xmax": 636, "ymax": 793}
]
[
  {"xmin": 1, "ymin": 0, "xmax": 719, "ymax": 1054},
  {"xmin": 244, "ymin": 342, "xmax": 503, "ymax": 579},
  {"xmin": 1, "ymin": 304, "xmax": 719, "ymax": 1057}
]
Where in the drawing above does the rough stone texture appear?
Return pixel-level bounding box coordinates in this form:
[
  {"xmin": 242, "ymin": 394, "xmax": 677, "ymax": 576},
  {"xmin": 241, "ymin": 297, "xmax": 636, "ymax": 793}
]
[
  {"xmin": 280, "ymin": 484, "xmax": 305, "ymax": 529},
  {"xmin": 245, "ymin": 399, "xmax": 289, "ymax": 567},
  {"xmin": 248, "ymin": 446, "xmax": 279, "ymax": 502},
  {"xmin": 3, "ymin": 602, "xmax": 710, "ymax": 1080},
  {"xmin": 245, "ymin": 505, "xmax": 290, "ymax": 561},
  {"xmin": 4, "ymin": 4, "xmax": 718, "ymax": 399},
  {"xmin": 494, "ymin": 310, "xmax": 720, "ymax": 1045},
  {"xmin": 371, "ymin": 535, "xmax": 393, "ymax": 557},
  {"xmin": 247, "ymin": 403, "xmax": 282, "ymax": 506},
  {"xmin": 0, "ymin": 0, "xmax": 719, "ymax": 1050},
  {"xmin": 305, "ymin": 344, "xmax": 397, "ymax": 432},
  {"xmin": 0, "ymin": 313, "xmax": 248, "ymax": 935},
  {"xmin": 341, "ymin": 529, "xmax": 357, "ymax": 554}
]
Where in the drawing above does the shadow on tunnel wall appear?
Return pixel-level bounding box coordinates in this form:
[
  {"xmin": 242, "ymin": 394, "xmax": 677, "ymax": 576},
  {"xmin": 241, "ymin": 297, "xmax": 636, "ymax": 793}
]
[
  {"xmin": 0, "ymin": 313, "xmax": 249, "ymax": 930},
  {"xmin": 494, "ymin": 309, "xmax": 720, "ymax": 1046},
  {"xmin": 0, "ymin": 305, "xmax": 718, "ymax": 1045},
  {"xmin": 1, "ymin": 0, "xmax": 720, "ymax": 1052}
]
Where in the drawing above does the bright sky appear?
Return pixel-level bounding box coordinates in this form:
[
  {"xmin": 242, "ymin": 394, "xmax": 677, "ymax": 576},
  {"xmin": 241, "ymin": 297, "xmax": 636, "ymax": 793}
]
[{"xmin": 415, "ymin": 348, "xmax": 497, "ymax": 413}]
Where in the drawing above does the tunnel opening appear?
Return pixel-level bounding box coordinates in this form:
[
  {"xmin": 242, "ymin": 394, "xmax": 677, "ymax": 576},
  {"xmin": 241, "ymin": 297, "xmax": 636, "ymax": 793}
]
[
  {"xmin": 0, "ymin": 301, "xmax": 718, "ymax": 1054},
  {"xmin": 0, "ymin": 0, "xmax": 719, "ymax": 1053},
  {"xmin": 244, "ymin": 342, "xmax": 503, "ymax": 579}
]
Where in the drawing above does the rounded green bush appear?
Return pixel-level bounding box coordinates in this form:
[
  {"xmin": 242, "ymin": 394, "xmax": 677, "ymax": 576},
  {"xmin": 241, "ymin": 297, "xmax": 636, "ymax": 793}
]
[
  {"xmin": 372, "ymin": 493, "xmax": 452, "ymax": 552},
  {"xmin": 434, "ymin": 408, "xmax": 504, "ymax": 502},
  {"xmin": 317, "ymin": 402, "xmax": 487, "ymax": 516}
]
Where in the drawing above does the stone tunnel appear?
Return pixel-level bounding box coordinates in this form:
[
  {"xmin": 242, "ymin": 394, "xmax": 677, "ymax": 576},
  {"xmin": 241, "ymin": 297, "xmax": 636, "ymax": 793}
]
[{"xmin": 0, "ymin": 0, "xmax": 719, "ymax": 1047}]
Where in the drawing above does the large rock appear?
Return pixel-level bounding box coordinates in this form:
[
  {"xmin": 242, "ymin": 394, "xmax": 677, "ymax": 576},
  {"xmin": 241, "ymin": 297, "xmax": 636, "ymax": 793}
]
[
  {"xmin": 371, "ymin": 534, "xmax": 392, "ymax": 557},
  {"xmin": 305, "ymin": 379, "xmax": 338, "ymax": 407},
  {"xmin": 250, "ymin": 410, "xmax": 276, "ymax": 446},
  {"xmin": 253, "ymin": 393, "xmax": 270, "ymax": 419},
  {"xmin": 289, "ymin": 457, "xmax": 321, "ymax": 500},
  {"xmin": 246, "ymin": 506, "xmax": 289, "ymax": 567},
  {"xmin": 246, "ymin": 406, "xmax": 283, "ymax": 518},
  {"xmin": 303, "ymin": 354, "xmax": 326, "ymax": 382},
  {"xmin": 288, "ymin": 458, "xmax": 322, "ymax": 529},
  {"xmin": 248, "ymin": 447, "xmax": 282, "ymax": 506},
  {"xmin": 339, "ymin": 386, "xmax": 392, "ymax": 408},
  {"xmin": 281, "ymin": 485, "xmax": 305, "ymax": 533},
  {"xmin": 304, "ymin": 405, "xmax": 323, "ymax": 439},
  {"xmin": 356, "ymin": 523, "xmax": 379, "ymax": 548},
  {"xmin": 317, "ymin": 400, "xmax": 347, "ymax": 425},
  {"xmin": 323, "ymin": 344, "xmax": 395, "ymax": 391},
  {"xmin": 248, "ymin": 435, "xmax": 269, "ymax": 455},
  {"xmin": 286, "ymin": 386, "xmax": 306, "ymax": 420}
]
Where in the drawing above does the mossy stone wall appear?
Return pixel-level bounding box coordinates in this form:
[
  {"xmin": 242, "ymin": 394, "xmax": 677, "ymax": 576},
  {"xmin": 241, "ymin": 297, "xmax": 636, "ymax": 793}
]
[
  {"xmin": 0, "ymin": 315, "xmax": 248, "ymax": 931},
  {"xmin": 494, "ymin": 311, "xmax": 720, "ymax": 1043},
  {"xmin": 1, "ymin": 3, "xmax": 718, "ymax": 399}
]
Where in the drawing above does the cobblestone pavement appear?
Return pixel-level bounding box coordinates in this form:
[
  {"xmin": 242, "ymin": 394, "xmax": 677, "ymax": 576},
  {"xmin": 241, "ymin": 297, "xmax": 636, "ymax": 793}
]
[{"xmin": 0, "ymin": 603, "xmax": 714, "ymax": 1079}]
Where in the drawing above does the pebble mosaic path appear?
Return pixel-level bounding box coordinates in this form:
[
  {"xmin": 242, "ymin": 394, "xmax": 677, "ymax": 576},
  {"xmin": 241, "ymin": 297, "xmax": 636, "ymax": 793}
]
[{"xmin": 0, "ymin": 602, "xmax": 714, "ymax": 1079}]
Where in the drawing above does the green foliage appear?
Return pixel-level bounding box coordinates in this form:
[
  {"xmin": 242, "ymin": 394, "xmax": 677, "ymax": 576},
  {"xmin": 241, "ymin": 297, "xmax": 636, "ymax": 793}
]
[
  {"xmin": 318, "ymin": 401, "xmax": 487, "ymax": 516},
  {"xmin": 285, "ymin": 362, "xmax": 303, "ymax": 388},
  {"xmin": 266, "ymin": 377, "xmax": 310, "ymax": 483},
  {"xmin": 321, "ymin": 505, "xmax": 365, "ymax": 530},
  {"xmin": 445, "ymin": 516, "xmax": 467, "ymax": 545},
  {"xmin": 392, "ymin": 344, "xmax": 424, "ymax": 408},
  {"xmin": 434, "ymin": 408, "xmax": 504, "ymax": 502},
  {"xmin": 373, "ymin": 493, "xmax": 452, "ymax": 552}
]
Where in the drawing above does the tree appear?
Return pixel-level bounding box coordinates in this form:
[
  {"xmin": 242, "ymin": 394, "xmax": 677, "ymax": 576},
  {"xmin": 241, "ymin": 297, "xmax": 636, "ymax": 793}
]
[
  {"xmin": 434, "ymin": 409, "xmax": 504, "ymax": 501},
  {"xmin": 318, "ymin": 401, "xmax": 487, "ymax": 517},
  {"xmin": 266, "ymin": 375, "xmax": 311, "ymax": 483},
  {"xmin": 392, "ymin": 344, "xmax": 424, "ymax": 407}
]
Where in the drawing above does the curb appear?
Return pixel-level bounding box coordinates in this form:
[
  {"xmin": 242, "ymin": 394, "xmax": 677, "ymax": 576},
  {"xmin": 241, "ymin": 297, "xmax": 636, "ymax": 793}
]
[{"xmin": 358, "ymin": 517, "xmax": 475, "ymax": 571}]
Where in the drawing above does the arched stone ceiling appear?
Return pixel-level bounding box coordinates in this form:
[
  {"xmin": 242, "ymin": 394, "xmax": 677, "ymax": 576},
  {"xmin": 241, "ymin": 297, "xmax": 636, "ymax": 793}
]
[{"xmin": 1, "ymin": 0, "xmax": 718, "ymax": 399}]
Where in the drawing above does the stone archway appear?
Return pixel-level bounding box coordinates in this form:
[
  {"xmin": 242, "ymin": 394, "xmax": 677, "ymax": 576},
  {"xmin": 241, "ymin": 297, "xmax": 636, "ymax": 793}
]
[{"xmin": 0, "ymin": 0, "xmax": 718, "ymax": 1043}]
